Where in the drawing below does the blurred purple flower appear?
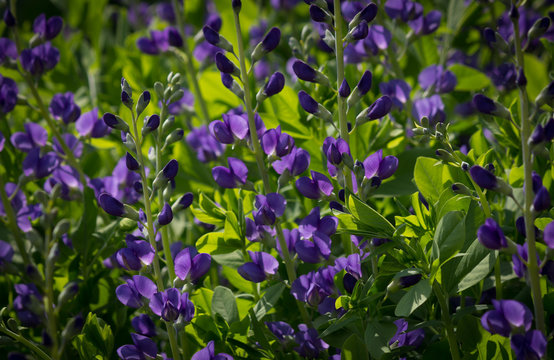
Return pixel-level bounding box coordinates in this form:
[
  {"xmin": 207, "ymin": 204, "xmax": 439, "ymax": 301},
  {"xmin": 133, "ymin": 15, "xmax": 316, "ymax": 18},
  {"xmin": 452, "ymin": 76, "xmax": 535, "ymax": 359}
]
[
  {"xmin": 20, "ymin": 43, "xmax": 60, "ymax": 75},
  {"xmin": 117, "ymin": 333, "xmax": 157, "ymax": 360},
  {"xmin": 116, "ymin": 275, "xmax": 157, "ymax": 308}
]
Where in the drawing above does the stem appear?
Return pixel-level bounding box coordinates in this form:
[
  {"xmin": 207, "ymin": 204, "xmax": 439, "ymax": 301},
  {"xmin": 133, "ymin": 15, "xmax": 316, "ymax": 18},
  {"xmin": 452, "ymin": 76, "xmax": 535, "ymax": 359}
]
[
  {"xmin": 45, "ymin": 248, "xmax": 59, "ymax": 360},
  {"xmin": 0, "ymin": 172, "xmax": 31, "ymax": 266},
  {"xmin": 433, "ymin": 281, "xmax": 461, "ymax": 360},
  {"xmin": 232, "ymin": 10, "xmax": 311, "ymax": 326},
  {"xmin": 171, "ymin": 0, "xmax": 211, "ymax": 124},
  {"xmin": 0, "ymin": 326, "xmax": 52, "ymax": 360},
  {"xmin": 130, "ymin": 110, "xmax": 182, "ymax": 360},
  {"xmin": 512, "ymin": 16, "xmax": 546, "ymax": 334},
  {"xmin": 156, "ymin": 104, "xmax": 176, "ymax": 281}
]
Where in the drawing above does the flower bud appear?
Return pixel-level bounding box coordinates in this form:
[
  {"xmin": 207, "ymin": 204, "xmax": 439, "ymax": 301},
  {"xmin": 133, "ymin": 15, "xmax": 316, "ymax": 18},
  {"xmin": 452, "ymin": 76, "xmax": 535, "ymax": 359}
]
[
  {"xmin": 215, "ymin": 52, "xmax": 240, "ymax": 76},
  {"xmin": 252, "ymin": 27, "xmax": 281, "ymax": 63},
  {"xmin": 3, "ymin": 9, "xmax": 16, "ymax": 27},
  {"xmin": 472, "ymin": 94, "xmax": 511, "ymax": 120},
  {"xmin": 257, "ymin": 72, "xmax": 285, "ymax": 104},
  {"xmin": 483, "ymin": 28, "xmax": 510, "ymax": 53},
  {"xmin": 292, "ymin": 60, "xmax": 330, "ymax": 86},
  {"xmin": 470, "ymin": 165, "xmax": 512, "ymax": 196},
  {"xmin": 221, "ymin": 73, "xmax": 244, "ymax": 100},
  {"xmin": 339, "ymin": 79, "xmax": 351, "ymax": 98},
  {"xmin": 135, "ymin": 90, "xmax": 151, "ymax": 116},
  {"xmin": 532, "ymin": 186, "xmax": 551, "ymax": 212},
  {"xmin": 52, "ymin": 219, "xmax": 70, "ymax": 240},
  {"xmin": 535, "ymin": 81, "xmax": 554, "ymax": 108},
  {"xmin": 477, "ymin": 218, "xmax": 508, "ymax": 250},
  {"xmin": 202, "ymin": 26, "xmax": 234, "ymax": 53},
  {"xmin": 355, "ymin": 96, "xmax": 392, "ymax": 127},
  {"xmin": 126, "ymin": 152, "xmax": 140, "ymax": 171},
  {"xmin": 103, "ymin": 113, "xmax": 129, "ymax": 132},
  {"xmin": 142, "ymin": 114, "xmax": 160, "ymax": 136},
  {"xmin": 163, "ymin": 129, "xmax": 184, "ymax": 149},
  {"xmin": 451, "ymin": 182, "xmax": 472, "ymax": 196},
  {"xmin": 157, "ymin": 203, "xmax": 173, "ymax": 226},
  {"xmin": 154, "ymin": 82, "xmax": 165, "ymax": 101},
  {"xmin": 153, "ymin": 159, "xmax": 179, "ymax": 189},
  {"xmin": 344, "ymin": 21, "xmax": 368, "ymax": 42},
  {"xmin": 232, "ymin": 0, "xmax": 241, "ymax": 13},
  {"xmin": 435, "ymin": 149, "xmax": 456, "ymax": 163},
  {"xmin": 527, "ymin": 17, "xmax": 551, "ymax": 42},
  {"xmin": 348, "ymin": 3, "xmax": 377, "ymax": 30},
  {"xmin": 172, "ymin": 192, "xmax": 193, "ymax": 213},
  {"xmin": 309, "ymin": 5, "xmax": 332, "ymax": 24},
  {"xmin": 347, "ymin": 71, "xmax": 372, "ymax": 108},
  {"xmin": 121, "ymin": 77, "xmax": 132, "ymax": 98}
]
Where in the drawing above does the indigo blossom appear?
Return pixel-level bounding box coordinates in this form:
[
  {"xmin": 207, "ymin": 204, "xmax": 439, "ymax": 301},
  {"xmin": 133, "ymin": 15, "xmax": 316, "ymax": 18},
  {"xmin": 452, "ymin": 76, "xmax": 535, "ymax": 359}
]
[
  {"xmin": 186, "ymin": 125, "xmax": 224, "ymax": 162},
  {"xmin": 0, "ymin": 38, "xmax": 17, "ymax": 64},
  {"xmin": 116, "ymin": 235, "xmax": 155, "ymax": 271},
  {"xmin": 76, "ymin": 108, "xmax": 110, "ymax": 138},
  {"xmin": 174, "ymin": 247, "xmax": 211, "ymax": 282},
  {"xmin": 389, "ymin": 319, "xmax": 425, "ymax": 350},
  {"xmin": 20, "ymin": 43, "xmax": 60, "ymax": 75},
  {"xmin": 33, "ymin": 14, "xmax": 63, "ymax": 40},
  {"xmin": 117, "ymin": 333, "xmax": 157, "ymax": 360},
  {"xmin": 477, "ymin": 218, "xmax": 508, "ymax": 250},
  {"xmin": 11, "ymin": 123, "xmax": 48, "ymax": 152},
  {"xmin": 511, "ymin": 330, "xmax": 547, "ymax": 360},
  {"xmin": 49, "ymin": 92, "xmax": 81, "ymax": 124},
  {"xmin": 191, "ymin": 341, "xmax": 233, "ymax": 360},
  {"xmin": 253, "ymin": 193, "xmax": 286, "ymax": 226},
  {"xmin": 261, "ymin": 126, "xmax": 294, "ymax": 157},
  {"xmin": 272, "ymin": 146, "xmax": 310, "ymax": 176},
  {"xmin": 212, "ymin": 157, "xmax": 248, "ymax": 189},
  {"xmin": 412, "ymin": 95, "xmax": 445, "ymax": 126},
  {"xmin": 116, "ymin": 275, "xmax": 157, "ymax": 308},
  {"xmin": 131, "ymin": 314, "xmax": 156, "ymax": 337},
  {"xmin": 418, "ymin": 65, "xmax": 457, "ymax": 93},
  {"xmin": 238, "ymin": 251, "xmax": 279, "ymax": 283},
  {"xmin": 296, "ymin": 171, "xmax": 333, "ymax": 200},
  {"xmin": 295, "ymin": 207, "xmax": 338, "ymax": 263},
  {"xmin": 209, "ymin": 113, "xmax": 249, "ymax": 144},
  {"xmin": 481, "ymin": 299, "xmax": 532, "ymax": 337},
  {"xmin": 149, "ymin": 288, "xmax": 194, "ymax": 322},
  {"xmin": 0, "ymin": 75, "xmax": 18, "ymax": 114}
]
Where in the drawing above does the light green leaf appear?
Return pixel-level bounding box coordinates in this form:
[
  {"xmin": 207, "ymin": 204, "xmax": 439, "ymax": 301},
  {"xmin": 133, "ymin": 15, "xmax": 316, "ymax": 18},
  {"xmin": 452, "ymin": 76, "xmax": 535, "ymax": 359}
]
[
  {"xmin": 342, "ymin": 334, "xmax": 369, "ymax": 360},
  {"xmin": 414, "ymin": 157, "xmax": 444, "ymax": 205},
  {"xmin": 252, "ymin": 283, "xmax": 285, "ymax": 320},
  {"xmin": 395, "ymin": 279, "xmax": 432, "ymax": 317},
  {"xmin": 432, "ymin": 211, "xmax": 466, "ymax": 263},
  {"xmin": 212, "ymin": 286, "xmax": 239, "ymax": 324},
  {"xmin": 449, "ymin": 64, "xmax": 491, "ymax": 91}
]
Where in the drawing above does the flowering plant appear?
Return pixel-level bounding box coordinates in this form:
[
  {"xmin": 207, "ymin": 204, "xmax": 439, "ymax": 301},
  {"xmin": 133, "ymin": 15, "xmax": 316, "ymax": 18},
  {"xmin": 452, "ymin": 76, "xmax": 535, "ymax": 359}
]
[{"xmin": 0, "ymin": 0, "xmax": 553, "ymax": 359}]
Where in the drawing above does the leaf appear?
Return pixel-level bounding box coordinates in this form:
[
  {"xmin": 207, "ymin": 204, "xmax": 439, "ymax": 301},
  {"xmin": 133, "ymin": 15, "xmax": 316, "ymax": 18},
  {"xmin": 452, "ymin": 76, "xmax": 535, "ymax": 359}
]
[
  {"xmin": 342, "ymin": 334, "xmax": 369, "ymax": 360},
  {"xmin": 364, "ymin": 321, "xmax": 397, "ymax": 359},
  {"xmin": 449, "ymin": 64, "xmax": 491, "ymax": 91},
  {"xmin": 394, "ymin": 279, "xmax": 432, "ymax": 317},
  {"xmin": 73, "ymin": 313, "xmax": 113, "ymax": 359},
  {"xmin": 196, "ymin": 232, "xmax": 242, "ymax": 255},
  {"xmin": 72, "ymin": 188, "xmax": 98, "ymax": 260},
  {"xmin": 212, "ymin": 286, "xmax": 239, "ymax": 324},
  {"xmin": 432, "ymin": 211, "xmax": 465, "ymax": 264},
  {"xmin": 347, "ymin": 193, "xmax": 395, "ymax": 237},
  {"xmin": 192, "ymin": 288, "xmax": 213, "ymax": 315},
  {"xmin": 252, "ymin": 283, "xmax": 285, "ymax": 320},
  {"xmin": 414, "ymin": 157, "xmax": 444, "ymax": 205}
]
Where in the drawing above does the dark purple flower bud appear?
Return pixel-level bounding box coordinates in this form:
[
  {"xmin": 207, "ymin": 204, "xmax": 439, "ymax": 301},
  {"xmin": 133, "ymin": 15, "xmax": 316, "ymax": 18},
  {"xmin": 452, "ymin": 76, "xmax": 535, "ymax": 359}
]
[
  {"xmin": 203, "ymin": 26, "xmax": 220, "ymax": 46},
  {"xmin": 0, "ymin": 240, "xmax": 14, "ymax": 268},
  {"xmin": 366, "ymin": 96, "xmax": 392, "ymax": 120},
  {"xmin": 20, "ymin": 43, "xmax": 60, "ymax": 75},
  {"xmin": 509, "ymin": 5, "xmax": 519, "ymax": 20},
  {"xmin": 163, "ymin": 159, "xmax": 179, "ymax": 180},
  {"xmin": 131, "ymin": 314, "xmax": 156, "ymax": 337},
  {"xmin": 296, "ymin": 171, "xmax": 334, "ymax": 199},
  {"xmin": 528, "ymin": 17, "xmax": 551, "ymax": 42},
  {"xmin": 357, "ymin": 71, "xmax": 372, "ymax": 95},
  {"xmin": 339, "ymin": 79, "xmax": 350, "ymax": 98},
  {"xmin": 143, "ymin": 114, "xmax": 160, "ymax": 135},
  {"xmin": 511, "ymin": 330, "xmax": 547, "ymax": 360},
  {"xmin": 398, "ymin": 273, "xmax": 422, "ymax": 288},
  {"xmin": 533, "ymin": 186, "xmax": 550, "ymax": 212},
  {"xmin": 389, "ymin": 319, "xmax": 425, "ymax": 349},
  {"xmin": 0, "ymin": 75, "xmax": 19, "ymax": 114},
  {"xmin": 215, "ymin": 52, "xmax": 239, "ymax": 76},
  {"xmin": 3, "ymin": 9, "xmax": 15, "ymax": 27},
  {"xmin": 174, "ymin": 247, "xmax": 211, "ymax": 281},
  {"xmin": 298, "ymin": 90, "xmax": 319, "ymax": 114},
  {"xmin": 33, "ymin": 14, "xmax": 63, "ymax": 40},
  {"xmin": 221, "ymin": 73, "xmax": 234, "ymax": 89},
  {"xmin": 516, "ymin": 68, "xmax": 527, "ymax": 87},
  {"xmin": 121, "ymin": 91, "xmax": 132, "ymax": 107},
  {"xmin": 266, "ymin": 321, "xmax": 294, "ymax": 343},
  {"xmin": 261, "ymin": 27, "xmax": 281, "ymax": 52},
  {"xmin": 117, "ymin": 333, "xmax": 158, "ymax": 360},
  {"xmin": 0, "ymin": 38, "xmax": 17, "ymax": 65},
  {"xmin": 158, "ymin": 203, "xmax": 173, "ymax": 225},
  {"xmin": 536, "ymin": 81, "xmax": 554, "ymax": 108},
  {"xmin": 102, "ymin": 112, "xmax": 129, "ymax": 133},
  {"xmin": 483, "ymin": 27, "xmax": 495, "ymax": 44},
  {"xmin": 98, "ymin": 193, "xmax": 125, "ymax": 217},
  {"xmin": 358, "ymin": 3, "xmax": 378, "ymax": 24},
  {"xmin": 263, "ymin": 72, "xmax": 285, "ymax": 97},
  {"xmin": 310, "ymin": 5, "xmax": 331, "ymax": 23},
  {"xmin": 473, "ymin": 94, "xmax": 495, "ymax": 115},
  {"xmin": 173, "ymin": 192, "xmax": 193, "ymax": 212},
  {"xmin": 150, "ymin": 288, "xmax": 189, "ymax": 322},
  {"xmin": 529, "ymin": 124, "xmax": 545, "ymax": 145},
  {"xmin": 469, "ymin": 165, "xmax": 497, "ymax": 189},
  {"xmin": 477, "ymin": 218, "xmax": 508, "ymax": 250},
  {"xmin": 232, "ymin": 0, "xmax": 242, "ymax": 12},
  {"xmin": 293, "ymin": 60, "xmax": 317, "ymax": 82},
  {"xmin": 544, "ymin": 221, "xmax": 554, "ymax": 249},
  {"xmin": 125, "ymin": 152, "xmax": 139, "ymax": 171},
  {"xmin": 542, "ymin": 260, "xmax": 554, "ymax": 283},
  {"xmin": 545, "ymin": 119, "xmax": 554, "ymax": 142}
]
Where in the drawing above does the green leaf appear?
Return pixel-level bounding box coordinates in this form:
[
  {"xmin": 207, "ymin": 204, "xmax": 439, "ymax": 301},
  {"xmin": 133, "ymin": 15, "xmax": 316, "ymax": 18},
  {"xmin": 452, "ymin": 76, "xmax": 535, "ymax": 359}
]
[
  {"xmin": 72, "ymin": 313, "xmax": 113, "ymax": 359},
  {"xmin": 252, "ymin": 283, "xmax": 285, "ymax": 320},
  {"xmin": 212, "ymin": 286, "xmax": 239, "ymax": 324},
  {"xmin": 192, "ymin": 288, "xmax": 213, "ymax": 315},
  {"xmin": 196, "ymin": 232, "xmax": 242, "ymax": 255},
  {"xmin": 414, "ymin": 157, "xmax": 444, "ymax": 205},
  {"xmin": 432, "ymin": 211, "xmax": 465, "ymax": 264},
  {"xmin": 342, "ymin": 334, "xmax": 369, "ymax": 360},
  {"xmin": 347, "ymin": 193, "xmax": 395, "ymax": 237},
  {"xmin": 72, "ymin": 188, "xmax": 98, "ymax": 258},
  {"xmin": 364, "ymin": 321, "xmax": 397, "ymax": 359},
  {"xmin": 449, "ymin": 64, "xmax": 491, "ymax": 91},
  {"xmin": 469, "ymin": 129, "xmax": 489, "ymax": 156},
  {"xmin": 394, "ymin": 279, "xmax": 432, "ymax": 317}
]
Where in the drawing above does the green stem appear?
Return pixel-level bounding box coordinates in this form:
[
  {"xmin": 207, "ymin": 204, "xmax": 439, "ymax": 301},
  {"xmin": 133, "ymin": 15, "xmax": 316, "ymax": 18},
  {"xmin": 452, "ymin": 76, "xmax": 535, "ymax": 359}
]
[
  {"xmin": 0, "ymin": 172, "xmax": 31, "ymax": 266},
  {"xmin": 44, "ymin": 248, "xmax": 59, "ymax": 360},
  {"xmin": 130, "ymin": 110, "xmax": 182, "ymax": 360},
  {"xmin": 433, "ymin": 281, "xmax": 461, "ymax": 360},
  {"xmin": 232, "ymin": 9, "xmax": 311, "ymax": 326},
  {"xmin": 512, "ymin": 15, "xmax": 546, "ymax": 334},
  {"xmin": 0, "ymin": 326, "xmax": 52, "ymax": 360},
  {"xmin": 171, "ymin": 0, "xmax": 211, "ymax": 124}
]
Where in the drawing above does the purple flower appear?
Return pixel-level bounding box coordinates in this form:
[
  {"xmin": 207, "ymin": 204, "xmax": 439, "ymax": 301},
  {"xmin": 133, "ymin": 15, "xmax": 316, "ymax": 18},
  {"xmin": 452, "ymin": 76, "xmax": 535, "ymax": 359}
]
[
  {"xmin": 291, "ymin": 265, "xmax": 337, "ymax": 306},
  {"xmin": 512, "ymin": 243, "xmax": 538, "ymax": 279},
  {"xmin": 116, "ymin": 235, "xmax": 155, "ymax": 271},
  {"xmin": 33, "ymin": 14, "xmax": 63, "ymax": 40},
  {"xmin": 157, "ymin": 203, "xmax": 173, "ymax": 226},
  {"xmin": 364, "ymin": 25, "xmax": 391, "ymax": 54},
  {"xmin": 489, "ymin": 63, "xmax": 517, "ymax": 92},
  {"xmin": 127, "ymin": 3, "xmax": 152, "ymax": 29},
  {"xmin": 76, "ymin": 108, "xmax": 110, "ymax": 138},
  {"xmin": 98, "ymin": 193, "xmax": 126, "ymax": 217},
  {"xmin": 412, "ymin": 95, "xmax": 445, "ymax": 126},
  {"xmin": 212, "ymin": 157, "xmax": 248, "ymax": 189},
  {"xmin": 209, "ymin": 113, "xmax": 249, "ymax": 144},
  {"xmin": 272, "ymin": 146, "xmax": 310, "ymax": 176},
  {"xmin": 117, "ymin": 333, "xmax": 157, "ymax": 360},
  {"xmin": 532, "ymin": 186, "xmax": 550, "ymax": 212},
  {"xmin": 253, "ymin": 193, "xmax": 286, "ymax": 226},
  {"xmin": 389, "ymin": 319, "xmax": 425, "ymax": 349},
  {"xmin": 0, "ymin": 74, "xmax": 18, "ymax": 114},
  {"xmin": 379, "ymin": 79, "xmax": 411, "ymax": 110},
  {"xmin": 157, "ymin": 2, "xmax": 176, "ymax": 23},
  {"xmin": 294, "ymin": 324, "xmax": 329, "ymax": 358},
  {"xmin": 115, "ymin": 275, "xmax": 157, "ymax": 308},
  {"xmin": 54, "ymin": 133, "xmax": 83, "ymax": 158},
  {"xmin": 409, "ymin": 10, "xmax": 442, "ymax": 35},
  {"xmin": 266, "ymin": 321, "xmax": 295, "ymax": 343},
  {"xmin": 323, "ymin": 136, "xmax": 350, "ymax": 169},
  {"xmin": 477, "ymin": 218, "xmax": 508, "ymax": 250},
  {"xmin": 295, "ymin": 207, "xmax": 337, "ymax": 263},
  {"xmin": 295, "ymin": 171, "xmax": 334, "ymax": 200},
  {"xmin": 44, "ymin": 165, "xmax": 82, "ymax": 200},
  {"xmin": 20, "ymin": 42, "xmax": 60, "ymax": 75},
  {"xmin": 261, "ymin": 126, "xmax": 294, "ymax": 157},
  {"xmin": 22, "ymin": 148, "xmax": 59, "ymax": 179},
  {"xmin": 238, "ymin": 251, "xmax": 279, "ymax": 283},
  {"xmin": 0, "ymin": 240, "xmax": 14, "ymax": 269},
  {"xmin": 174, "ymin": 247, "xmax": 211, "ymax": 282},
  {"xmin": 418, "ymin": 65, "xmax": 457, "ymax": 93},
  {"xmin": 470, "ymin": 165, "xmax": 497, "ymax": 190},
  {"xmin": 137, "ymin": 29, "xmax": 169, "ymax": 54},
  {"xmin": 49, "ymin": 92, "xmax": 81, "ymax": 124},
  {"xmin": 186, "ymin": 125, "xmax": 224, "ymax": 162},
  {"xmin": 150, "ymin": 288, "xmax": 194, "ymax": 322},
  {"xmin": 191, "ymin": 340, "xmax": 233, "ymax": 360},
  {"xmin": 10, "ymin": 123, "xmax": 48, "ymax": 152},
  {"xmin": 481, "ymin": 299, "xmax": 533, "ymax": 337},
  {"xmin": 261, "ymin": 72, "xmax": 285, "ymax": 97},
  {"xmin": 0, "ymin": 38, "xmax": 17, "ymax": 64},
  {"xmin": 0, "ymin": 183, "xmax": 41, "ymax": 232},
  {"xmin": 131, "ymin": 314, "xmax": 156, "ymax": 337},
  {"xmin": 365, "ymin": 96, "xmax": 393, "ymax": 120},
  {"xmin": 511, "ymin": 330, "xmax": 547, "ymax": 360},
  {"xmin": 363, "ymin": 149, "xmax": 399, "ymax": 180},
  {"xmin": 14, "ymin": 283, "xmax": 43, "ymax": 327},
  {"xmin": 543, "ymin": 221, "xmax": 554, "ymax": 249},
  {"xmin": 385, "ymin": 0, "xmax": 421, "ymax": 22}
]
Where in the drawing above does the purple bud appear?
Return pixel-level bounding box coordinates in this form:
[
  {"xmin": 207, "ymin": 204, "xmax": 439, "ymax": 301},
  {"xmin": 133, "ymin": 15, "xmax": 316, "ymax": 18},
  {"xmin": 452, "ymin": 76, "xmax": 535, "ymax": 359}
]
[
  {"xmin": 166, "ymin": 27, "xmax": 183, "ymax": 47},
  {"xmin": 221, "ymin": 73, "xmax": 234, "ymax": 89},
  {"xmin": 4, "ymin": 9, "xmax": 15, "ymax": 27},
  {"xmin": 339, "ymin": 79, "xmax": 351, "ymax": 98},
  {"xmin": 469, "ymin": 165, "xmax": 497, "ymax": 189},
  {"xmin": 359, "ymin": 3, "xmax": 378, "ymax": 23},
  {"xmin": 292, "ymin": 60, "xmax": 317, "ymax": 82},
  {"xmin": 298, "ymin": 91, "xmax": 319, "ymax": 114},
  {"xmin": 357, "ymin": 71, "xmax": 372, "ymax": 95},
  {"xmin": 158, "ymin": 203, "xmax": 173, "ymax": 225},
  {"xmin": 163, "ymin": 159, "xmax": 179, "ymax": 180},
  {"xmin": 351, "ymin": 21, "xmax": 368, "ymax": 40},
  {"xmin": 310, "ymin": 5, "xmax": 331, "ymax": 23},
  {"xmin": 399, "ymin": 274, "xmax": 422, "ymax": 288},
  {"xmin": 516, "ymin": 69, "xmax": 527, "ymax": 87},
  {"xmin": 126, "ymin": 152, "xmax": 140, "ymax": 171},
  {"xmin": 131, "ymin": 314, "xmax": 156, "ymax": 337},
  {"xmin": 511, "ymin": 330, "xmax": 547, "ymax": 360},
  {"xmin": 367, "ymin": 96, "xmax": 392, "ymax": 120},
  {"xmin": 545, "ymin": 118, "xmax": 554, "ymax": 141},
  {"xmin": 144, "ymin": 114, "xmax": 160, "ymax": 133},
  {"xmin": 262, "ymin": 27, "xmax": 281, "ymax": 52},
  {"xmin": 215, "ymin": 52, "xmax": 238, "ymax": 75},
  {"xmin": 232, "ymin": 0, "xmax": 242, "ymax": 12},
  {"xmin": 98, "ymin": 193, "xmax": 125, "ymax": 217},
  {"xmin": 477, "ymin": 218, "xmax": 508, "ymax": 250},
  {"xmin": 121, "ymin": 91, "xmax": 132, "ymax": 106},
  {"xmin": 543, "ymin": 221, "xmax": 554, "ymax": 249},
  {"xmin": 202, "ymin": 26, "xmax": 220, "ymax": 46},
  {"xmin": 529, "ymin": 124, "xmax": 544, "ymax": 145},
  {"xmin": 533, "ymin": 186, "xmax": 550, "ymax": 212},
  {"xmin": 509, "ymin": 5, "xmax": 519, "ymax": 20},
  {"xmin": 264, "ymin": 72, "xmax": 285, "ymax": 97},
  {"xmin": 483, "ymin": 28, "xmax": 495, "ymax": 44}
]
